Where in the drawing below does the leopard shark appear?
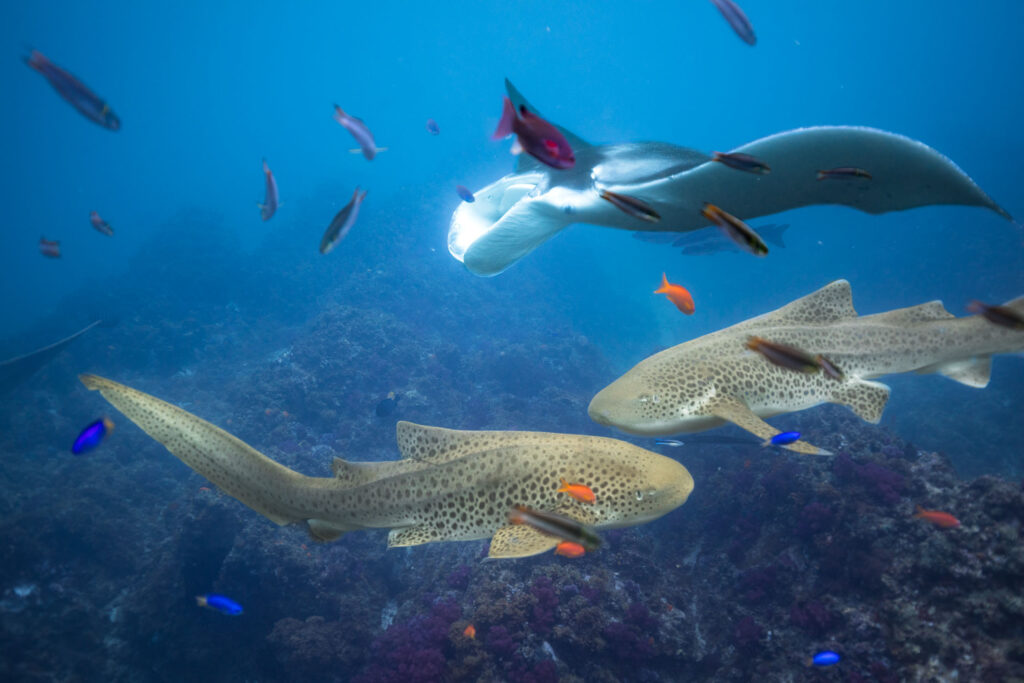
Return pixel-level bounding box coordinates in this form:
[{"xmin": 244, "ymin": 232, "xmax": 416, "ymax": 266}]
[
  {"xmin": 80, "ymin": 374, "xmax": 693, "ymax": 558},
  {"xmin": 448, "ymin": 80, "xmax": 1010, "ymax": 276},
  {"xmin": 588, "ymin": 280, "xmax": 1024, "ymax": 455}
]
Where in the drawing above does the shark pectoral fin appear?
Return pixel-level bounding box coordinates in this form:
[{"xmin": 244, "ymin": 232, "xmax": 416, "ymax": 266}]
[
  {"xmin": 388, "ymin": 524, "xmax": 445, "ymax": 548},
  {"xmin": 487, "ymin": 524, "xmax": 560, "ymax": 559},
  {"xmin": 831, "ymin": 379, "xmax": 891, "ymax": 423},
  {"xmin": 708, "ymin": 396, "xmax": 831, "ymax": 456},
  {"xmin": 307, "ymin": 519, "xmax": 354, "ymax": 543},
  {"xmin": 917, "ymin": 357, "xmax": 992, "ymax": 388}
]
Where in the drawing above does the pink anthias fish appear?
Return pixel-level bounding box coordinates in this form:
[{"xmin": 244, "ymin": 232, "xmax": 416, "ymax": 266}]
[
  {"xmin": 259, "ymin": 159, "xmax": 279, "ymax": 221},
  {"xmin": 709, "ymin": 0, "xmax": 756, "ymax": 46},
  {"xmin": 319, "ymin": 187, "xmax": 367, "ymax": 254},
  {"xmin": 492, "ymin": 97, "xmax": 574, "ymax": 170},
  {"xmin": 24, "ymin": 50, "xmax": 121, "ymax": 130},
  {"xmin": 333, "ymin": 104, "xmax": 380, "ymax": 160},
  {"xmin": 89, "ymin": 211, "xmax": 113, "ymax": 236}
]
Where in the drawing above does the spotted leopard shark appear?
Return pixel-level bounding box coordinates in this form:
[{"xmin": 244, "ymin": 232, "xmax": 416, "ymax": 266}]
[
  {"xmin": 80, "ymin": 375, "xmax": 693, "ymax": 558},
  {"xmin": 588, "ymin": 280, "xmax": 1024, "ymax": 455}
]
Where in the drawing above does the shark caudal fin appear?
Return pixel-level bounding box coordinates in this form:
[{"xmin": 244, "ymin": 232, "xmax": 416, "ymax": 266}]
[{"xmin": 79, "ymin": 374, "xmax": 314, "ymax": 527}]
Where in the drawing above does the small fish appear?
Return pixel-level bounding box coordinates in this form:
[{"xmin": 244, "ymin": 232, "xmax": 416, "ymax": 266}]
[
  {"xmin": 89, "ymin": 211, "xmax": 114, "ymax": 236},
  {"xmin": 654, "ymin": 273, "xmax": 695, "ymax": 315},
  {"xmin": 746, "ymin": 337, "xmax": 821, "ymax": 373},
  {"xmin": 455, "ymin": 185, "xmax": 475, "ymax": 203},
  {"xmin": 259, "ymin": 159, "xmax": 279, "ymax": 221},
  {"xmin": 492, "ymin": 96, "xmax": 575, "ymax": 170},
  {"xmin": 348, "ymin": 147, "xmax": 388, "ymax": 155},
  {"xmin": 654, "ymin": 439, "xmax": 685, "ymax": 447},
  {"xmin": 554, "ymin": 541, "xmax": 586, "ymax": 558},
  {"xmin": 967, "ymin": 300, "xmax": 1024, "ymax": 330},
  {"xmin": 72, "ymin": 417, "xmax": 114, "ymax": 455},
  {"xmin": 333, "ymin": 104, "xmax": 378, "ymax": 161},
  {"xmin": 508, "ymin": 505, "xmax": 601, "ymax": 551},
  {"xmin": 558, "ymin": 478, "xmax": 596, "ymax": 504},
  {"xmin": 816, "ymin": 167, "xmax": 872, "ymax": 181},
  {"xmin": 463, "ymin": 624, "xmax": 476, "ymax": 639},
  {"xmin": 319, "ymin": 187, "xmax": 367, "ymax": 255},
  {"xmin": 763, "ymin": 431, "xmax": 801, "ymax": 447},
  {"xmin": 24, "ymin": 50, "xmax": 120, "ymax": 130},
  {"xmin": 375, "ymin": 391, "xmax": 400, "ymax": 417},
  {"xmin": 39, "ymin": 237, "xmax": 61, "ymax": 258},
  {"xmin": 709, "ymin": 0, "xmax": 756, "ymax": 46},
  {"xmin": 808, "ymin": 651, "xmax": 840, "ymax": 667},
  {"xmin": 600, "ymin": 190, "xmax": 660, "ymax": 222},
  {"xmin": 195, "ymin": 594, "xmax": 243, "ymax": 616},
  {"xmin": 914, "ymin": 505, "xmax": 960, "ymax": 529},
  {"xmin": 711, "ymin": 151, "xmax": 770, "ymax": 175},
  {"xmin": 426, "ymin": 118, "xmax": 440, "ymax": 135},
  {"xmin": 701, "ymin": 203, "xmax": 768, "ymax": 256},
  {"xmin": 816, "ymin": 355, "xmax": 845, "ymax": 381}
]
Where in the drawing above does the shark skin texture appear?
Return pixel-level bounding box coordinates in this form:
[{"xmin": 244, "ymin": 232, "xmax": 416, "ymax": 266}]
[
  {"xmin": 588, "ymin": 281, "xmax": 1024, "ymax": 455},
  {"xmin": 449, "ymin": 80, "xmax": 1010, "ymax": 276},
  {"xmin": 79, "ymin": 375, "xmax": 694, "ymax": 559}
]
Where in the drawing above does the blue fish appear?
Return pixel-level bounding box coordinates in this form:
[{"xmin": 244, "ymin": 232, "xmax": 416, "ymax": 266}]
[
  {"xmin": 762, "ymin": 431, "xmax": 801, "ymax": 447},
  {"xmin": 72, "ymin": 417, "xmax": 114, "ymax": 455},
  {"xmin": 654, "ymin": 439, "xmax": 685, "ymax": 447},
  {"xmin": 455, "ymin": 185, "xmax": 475, "ymax": 203},
  {"xmin": 810, "ymin": 651, "xmax": 840, "ymax": 667},
  {"xmin": 196, "ymin": 594, "xmax": 243, "ymax": 616},
  {"xmin": 426, "ymin": 118, "xmax": 440, "ymax": 135}
]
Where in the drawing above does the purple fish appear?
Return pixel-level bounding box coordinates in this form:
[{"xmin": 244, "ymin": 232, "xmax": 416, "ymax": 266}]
[
  {"xmin": 24, "ymin": 50, "xmax": 120, "ymax": 130},
  {"xmin": 259, "ymin": 159, "xmax": 279, "ymax": 221},
  {"xmin": 455, "ymin": 185, "xmax": 475, "ymax": 203},
  {"xmin": 709, "ymin": 0, "xmax": 756, "ymax": 46},
  {"xmin": 426, "ymin": 118, "xmax": 440, "ymax": 135},
  {"xmin": 333, "ymin": 104, "xmax": 378, "ymax": 160},
  {"xmin": 492, "ymin": 97, "xmax": 574, "ymax": 170},
  {"xmin": 817, "ymin": 167, "xmax": 872, "ymax": 181},
  {"xmin": 320, "ymin": 187, "xmax": 367, "ymax": 254}
]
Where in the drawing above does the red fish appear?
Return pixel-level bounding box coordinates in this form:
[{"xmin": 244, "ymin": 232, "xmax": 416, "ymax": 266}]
[
  {"xmin": 39, "ymin": 237, "xmax": 61, "ymax": 258},
  {"xmin": 654, "ymin": 273, "xmax": 695, "ymax": 315},
  {"xmin": 89, "ymin": 211, "xmax": 114, "ymax": 236},
  {"xmin": 558, "ymin": 478, "xmax": 596, "ymax": 504},
  {"xmin": 463, "ymin": 624, "xmax": 476, "ymax": 639},
  {"xmin": 914, "ymin": 506, "xmax": 960, "ymax": 529},
  {"xmin": 492, "ymin": 97, "xmax": 574, "ymax": 170},
  {"xmin": 554, "ymin": 541, "xmax": 586, "ymax": 558}
]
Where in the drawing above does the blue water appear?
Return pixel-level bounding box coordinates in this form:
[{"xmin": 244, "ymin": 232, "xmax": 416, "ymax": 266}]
[{"xmin": 3, "ymin": 2, "xmax": 1024, "ymax": 680}]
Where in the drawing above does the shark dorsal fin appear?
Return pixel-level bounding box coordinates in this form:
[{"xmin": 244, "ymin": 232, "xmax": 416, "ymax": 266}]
[
  {"xmin": 504, "ymin": 78, "xmax": 590, "ymax": 173},
  {"xmin": 396, "ymin": 421, "xmax": 508, "ymax": 464},
  {"xmin": 744, "ymin": 279, "xmax": 857, "ymax": 327},
  {"xmin": 860, "ymin": 300, "xmax": 953, "ymax": 324}
]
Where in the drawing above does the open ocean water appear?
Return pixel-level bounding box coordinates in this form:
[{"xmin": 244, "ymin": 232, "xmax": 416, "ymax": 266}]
[{"xmin": 2, "ymin": 1, "xmax": 1023, "ymax": 681}]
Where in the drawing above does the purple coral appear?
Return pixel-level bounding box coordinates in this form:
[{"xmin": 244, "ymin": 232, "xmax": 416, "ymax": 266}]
[
  {"xmin": 796, "ymin": 502, "xmax": 835, "ymax": 537},
  {"xmin": 530, "ymin": 575, "xmax": 559, "ymax": 633},
  {"xmin": 733, "ymin": 616, "xmax": 764, "ymax": 649},
  {"xmin": 833, "ymin": 454, "xmax": 906, "ymax": 505},
  {"xmin": 789, "ymin": 600, "xmax": 834, "ymax": 631},
  {"xmin": 486, "ymin": 625, "xmax": 518, "ymax": 659}
]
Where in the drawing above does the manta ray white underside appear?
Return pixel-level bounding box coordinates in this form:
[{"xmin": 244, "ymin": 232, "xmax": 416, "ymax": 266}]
[{"xmin": 449, "ymin": 81, "xmax": 1010, "ymax": 276}]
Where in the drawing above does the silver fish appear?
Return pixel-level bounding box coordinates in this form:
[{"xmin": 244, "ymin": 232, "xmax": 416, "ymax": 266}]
[
  {"xmin": 333, "ymin": 104, "xmax": 378, "ymax": 161},
  {"xmin": 709, "ymin": 0, "xmax": 756, "ymax": 45}
]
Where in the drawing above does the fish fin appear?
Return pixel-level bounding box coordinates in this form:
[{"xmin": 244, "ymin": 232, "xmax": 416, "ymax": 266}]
[
  {"xmin": 914, "ymin": 505, "xmax": 924, "ymax": 517},
  {"xmin": 492, "ymin": 96, "xmax": 516, "ymax": 140},
  {"xmin": 729, "ymin": 280, "xmax": 857, "ymax": 332},
  {"xmin": 830, "ymin": 379, "xmax": 891, "ymax": 423},
  {"xmin": 306, "ymin": 519, "xmax": 353, "ymax": 543},
  {"xmin": 708, "ymin": 395, "xmax": 831, "ymax": 455},
  {"xmin": 330, "ymin": 457, "xmax": 386, "ymax": 486},
  {"xmin": 487, "ymin": 523, "xmax": 560, "ymax": 559},
  {"xmin": 654, "ymin": 272, "xmax": 670, "ymax": 294},
  {"xmin": 504, "ymin": 78, "xmax": 589, "ymax": 151},
  {"xmin": 917, "ymin": 356, "xmax": 992, "ymax": 388},
  {"xmin": 860, "ymin": 300, "xmax": 954, "ymax": 324},
  {"xmin": 78, "ymin": 374, "xmax": 310, "ymax": 526},
  {"xmin": 387, "ymin": 523, "xmax": 446, "ymax": 548},
  {"xmin": 395, "ymin": 421, "xmax": 499, "ymax": 464}
]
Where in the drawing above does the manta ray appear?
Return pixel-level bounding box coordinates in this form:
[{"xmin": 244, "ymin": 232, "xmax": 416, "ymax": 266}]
[
  {"xmin": 588, "ymin": 280, "xmax": 1024, "ymax": 455},
  {"xmin": 448, "ymin": 80, "xmax": 1010, "ymax": 276},
  {"xmin": 80, "ymin": 375, "xmax": 693, "ymax": 559},
  {"xmin": 0, "ymin": 320, "xmax": 101, "ymax": 396}
]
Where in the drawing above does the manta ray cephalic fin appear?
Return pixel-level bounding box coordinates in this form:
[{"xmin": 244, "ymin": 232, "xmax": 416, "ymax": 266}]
[{"xmin": 708, "ymin": 395, "xmax": 832, "ymax": 456}]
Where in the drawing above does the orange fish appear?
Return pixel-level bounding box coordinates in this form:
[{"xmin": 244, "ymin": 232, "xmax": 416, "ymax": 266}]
[
  {"xmin": 654, "ymin": 273, "xmax": 695, "ymax": 315},
  {"xmin": 914, "ymin": 506, "xmax": 960, "ymax": 529},
  {"xmin": 555, "ymin": 541, "xmax": 586, "ymax": 558},
  {"xmin": 463, "ymin": 624, "xmax": 476, "ymax": 639},
  {"xmin": 558, "ymin": 478, "xmax": 596, "ymax": 504}
]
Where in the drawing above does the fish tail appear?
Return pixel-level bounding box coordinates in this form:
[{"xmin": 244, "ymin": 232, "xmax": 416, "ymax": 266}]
[
  {"xmin": 262, "ymin": 158, "xmax": 269, "ymax": 172},
  {"xmin": 654, "ymin": 272, "xmax": 670, "ymax": 294},
  {"xmin": 557, "ymin": 478, "xmax": 569, "ymax": 493},
  {"xmin": 1002, "ymin": 294, "xmax": 1024, "ymax": 316},
  {"xmin": 815, "ymin": 170, "xmax": 827, "ymax": 181},
  {"xmin": 492, "ymin": 96, "xmax": 516, "ymax": 140},
  {"xmin": 195, "ymin": 595, "xmax": 207, "ymax": 607}
]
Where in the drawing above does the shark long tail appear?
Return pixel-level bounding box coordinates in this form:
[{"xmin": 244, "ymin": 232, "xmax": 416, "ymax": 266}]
[{"xmin": 79, "ymin": 374, "xmax": 315, "ymax": 526}]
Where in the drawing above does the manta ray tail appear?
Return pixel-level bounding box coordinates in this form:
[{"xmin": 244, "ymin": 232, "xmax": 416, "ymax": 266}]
[{"xmin": 79, "ymin": 374, "xmax": 320, "ymax": 528}]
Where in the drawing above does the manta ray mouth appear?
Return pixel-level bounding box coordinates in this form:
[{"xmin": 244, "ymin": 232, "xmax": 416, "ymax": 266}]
[{"xmin": 447, "ymin": 173, "xmax": 545, "ymax": 262}]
